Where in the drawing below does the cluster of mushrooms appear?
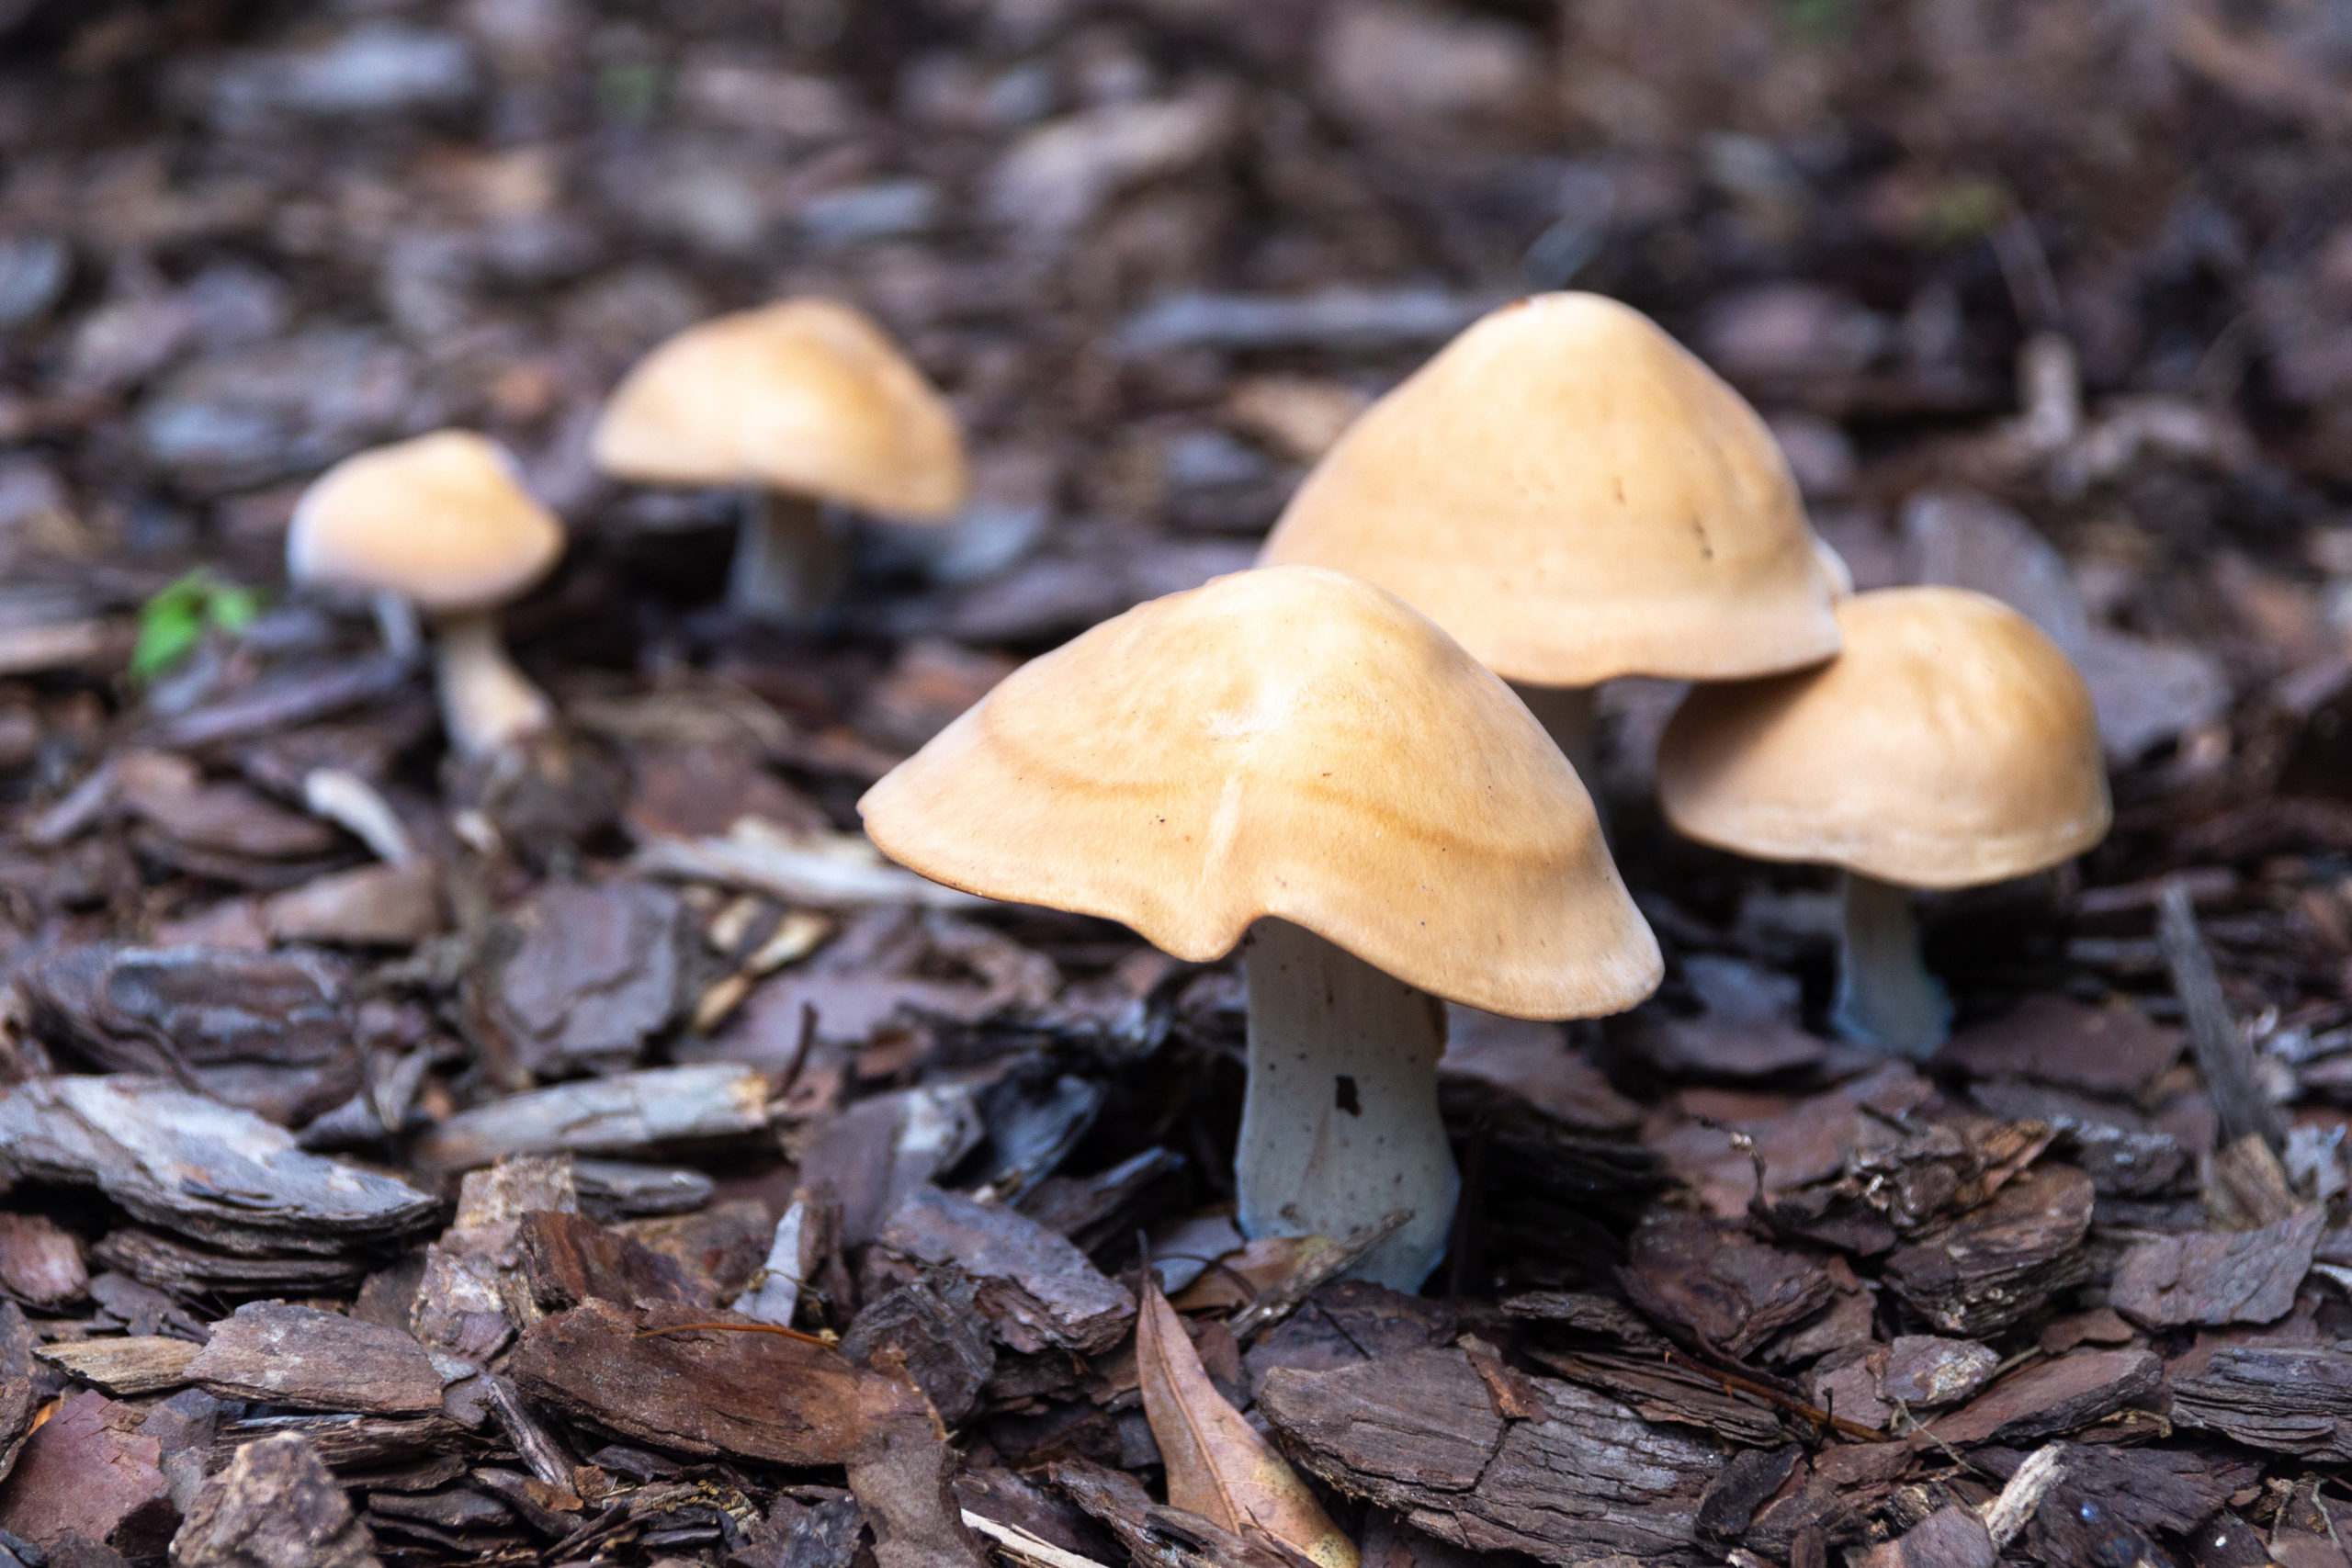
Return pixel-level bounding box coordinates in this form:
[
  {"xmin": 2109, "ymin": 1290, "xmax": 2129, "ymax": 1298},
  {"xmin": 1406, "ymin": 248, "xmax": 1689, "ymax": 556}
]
[{"xmin": 289, "ymin": 290, "xmax": 2112, "ymax": 1292}]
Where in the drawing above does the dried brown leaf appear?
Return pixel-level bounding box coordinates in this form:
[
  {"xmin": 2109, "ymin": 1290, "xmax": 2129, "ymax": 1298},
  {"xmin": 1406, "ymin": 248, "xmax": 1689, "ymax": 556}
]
[{"xmin": 1135, "ymin": 1279, "xmax": 1358, "ymax": 1568}]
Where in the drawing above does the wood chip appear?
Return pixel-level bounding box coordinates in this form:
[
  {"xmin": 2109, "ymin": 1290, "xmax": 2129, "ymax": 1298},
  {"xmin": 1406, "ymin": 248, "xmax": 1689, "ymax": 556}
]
[
  {"xmin": 186, "ymin": 1301, "xmax": 449, "ymax": 1415},
  {"xmin": 172, "ymin": 1431, "xmax": 382, "ymax": 1568},
  {"xmin": 519, "ymin": 1209, "xmax": 707, "ymax": 1313},
  {"xmin": 0, "ymin": 1391, "xmax": 175, "ymax": 1561},
  {"xmin": 2171, "ymin": 1343, "xmax": 2352, "ymax": 1460},
  {"xmin": 0, "ymin": 1211, "xmax": 87, "ymax": 1307},
  {"xmin": 2110, "ymin": 1204, "xmax": 2322, "ymax": 1327},
  {"xmin": 877, "ymin": 1187, "xmax": 1135, "ymax": 1355},
  {"xmin": 509, "ymin": 1299, "xmax": 921, "ymax": 1466},
  {"xmin": 1927, "ymin": 1348, "xmax": 2165, "ymax": 1446},
  {"xmin": 36, "ymin": 1336, "xmax": 203, "ymax": 1397},
  {"xmin": 0, "ymin": 1303, "xmax": 37, "ymax": 1485},
  {"xmin": 412, "ymin": 1064, "xmax": 771, "ymax": 1174},
  {"xmin": 23, "ymin": 945, "xmax": 361, "ymax": 1127},
  {"xmin": 1883, "ymin": 1164, "xmax": 2095, "ymax": 1335},
  {"xmin": 0, "ymin": 1075, "xmax": 438, "ymax": 1252},
  {"xmin": 1259, "ymin": 1347, "xmax": 1724, "ymax": 1564}
]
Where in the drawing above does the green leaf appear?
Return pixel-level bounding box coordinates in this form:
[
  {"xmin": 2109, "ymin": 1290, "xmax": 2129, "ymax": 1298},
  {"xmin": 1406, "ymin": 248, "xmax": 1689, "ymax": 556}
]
[
  {"xmin": 130, "ymin": 600, "xmax": 206, "ymax": 682},
  {"xmin": 130, "ymin": 569, "xmax": 266, "ymax": 684}
]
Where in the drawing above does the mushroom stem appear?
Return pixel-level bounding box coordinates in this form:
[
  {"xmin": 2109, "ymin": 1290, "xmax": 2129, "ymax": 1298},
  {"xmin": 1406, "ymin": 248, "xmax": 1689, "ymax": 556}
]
[
  {"xmin": 1512, "ymin": 682, "xmax": 1600, "ymax": 795},
  {"xmin": 432, "ymin": 609, "xmax": 552, "ymax": 761},
  {"xmin": 1831, "ymin": 870, "xmax": 1951, "ymax": 1059},
  {"xmin": 1238, "ymin": 918, "xmax": 1458, "ymax": 1291},
  {"xmin": 729, "ymin": 491, "xmax": 846, "ymax": 626}
]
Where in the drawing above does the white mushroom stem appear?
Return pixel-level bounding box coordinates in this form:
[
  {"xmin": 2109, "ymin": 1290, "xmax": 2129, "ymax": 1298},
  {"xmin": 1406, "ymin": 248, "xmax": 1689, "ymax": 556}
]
[
  {"xmin": 729, "ymin": 491, "xmax": 846, "ymax": 626},
  {"xmin": 1512, "ymin": 682, "xmax": 1600, "ymax": 797},
  {"xmin": 431, "ymin": 609, "xmax": 552, "ymax": 761},
  {"xmin": 1831, "ymin": 870, "xmax": 1952, "ymax": 1059},
  {"xmin": 1238, "ymin": 918, "xmax": 1458, "ymax": 1292}
]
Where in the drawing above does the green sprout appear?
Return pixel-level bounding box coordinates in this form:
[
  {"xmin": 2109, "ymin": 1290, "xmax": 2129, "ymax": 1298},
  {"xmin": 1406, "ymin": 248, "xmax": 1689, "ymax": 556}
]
[{"xmin": 131, "ymin": 569, "xmax": 263, "ymax": 684}]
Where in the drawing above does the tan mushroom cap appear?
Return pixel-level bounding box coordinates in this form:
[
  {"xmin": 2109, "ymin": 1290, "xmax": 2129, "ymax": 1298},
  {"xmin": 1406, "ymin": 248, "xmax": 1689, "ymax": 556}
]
[
  {"xmin": 859, "ymin": 565, "xmax": 1662, "ymax": 1020},
  {"xmin": 1260, "ymin": 291, "xmax": 1841, "ymax": 687},
  {"xmin": 592, "ymin": 298, "xmax": 967, "ymax": 522},
  {"xmin": 1657, "ymin": 586, "xmax": 2111, "ymax": 889},
  {"xmin": 288, "ymin": 431, "xmax": 564, "ymax": 616}
]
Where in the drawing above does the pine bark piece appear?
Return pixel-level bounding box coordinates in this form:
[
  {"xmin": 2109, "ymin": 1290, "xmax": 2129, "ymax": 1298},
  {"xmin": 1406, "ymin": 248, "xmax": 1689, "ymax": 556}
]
[
  {"xmin": 1879, "ymin": 1337, "xmax": 1999, "ymax": 1408},
  {"xmin": 2110, "ymin": 1205, "xmax": 2322, "ymax": 1327},
  {"xmin": 1937, "ymin": 996, "xmax": 2182, "ymax": 1100},
  {"xmin": 846, "ymin": 1419, "xmax": 993, "ymax": 1568},
  {"xmin": 2007, "ymin": 1445, "xmax": 2236, "ymax": 1568},
  {"xmin": 0, "ymin": 1212, "xmax": 86, "ymax": 1307},
  {"xmin": 2171, "ymin": 1344, "xmax": 2352, "ymax": 1460},
  {"xmin": 1883, "ymin": 1165, "xmax": 2095, "ymax": 1335},
  {"xmin": 171, "ymin": 1432, "xmax": 381, "ymax": 1568},
  {"xmin": 0, "ymin": 1391, "xmax": 175, "ymax": 1560},
  {"xmin": 1694, "ymin": 1444, "xmax": 1804, "ymax": 1542},
  {"xmin": 1257, "ymin": 1347, "xmax": 1723, "ymax": 1566},
  {"xmin": 508, "ymin": 1299, "xmax": 923, "ymax": 1466},
  {"xmin": 206, "ymin": 1415, "xmax": 461, "ymax": 1475},
  {"xmin": 23, "ymin": 944, "xmax": 361, "ymax": 1127},
  {"xmin": 1135, "ymin": 1283, "xmax": 1355, "ymax": 1568},
  {"xmin": 839, "ymin": 1280, "xmax": 997, "ymax": 1426},
  {"xmin": 92, "ymin": 1230, "xmax": 372, "ymax": 1297},
  {"xmin": 877, "ymin": 1188, "xmax": 1135, "ymax": 1355},
  {"xmin": 1926, "ymin": 1348, "xmax": 2165, "ymax": 1447},
  {"xmin": 186, "ymin": 1302, "xmax": 447, "ymax": 1416},
  {"xmin": 517, "ymin": 1210, "xmax": 707, "ymax": 1313},
  {"xmin": 1618, "ymin": 1215, "xmax": 1835, "ymax": 1359},
  {"xmin": 411, "ymin": 1064, "xmax": 770, "ymax": 1174},
  {"xmin": 1521, "ymin": 1348, "xmax": 1787, "ymax": 1447},
  {"xmin": 1861, "ymin": 1506, "xmax": 1996, "ymax": 1568},
  {"xmin": 36, "ymin": 1337, "xmax": 204, "ymax": 1397},
  {"xmin": 412, "ymin": 1156, "xmax": 578, "ymax": 1362},
  {"xmin": 485, "ymin": 881, "xmax": 695, "ymax": 1078},
  {"xmin": 0, "ymin": 1076, "xmax": 436, "ymax": 1252},
  {"xmin": 0, "ymin": 1303, "xmax": 37, "ymax": 1484}
]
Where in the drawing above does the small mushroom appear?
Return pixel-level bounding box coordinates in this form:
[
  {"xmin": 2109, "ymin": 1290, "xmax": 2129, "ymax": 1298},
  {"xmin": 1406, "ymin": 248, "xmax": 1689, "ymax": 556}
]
[
  {"xmin": 1657, "ymin": 586, "xmax": 2110, "ymax": 1058},
  {"xmin": 1260, "ymin": 291, "xmax": 1841, "ymax": 782},
  {"xmin": 593, "ymin": 297, "xmax": 967, "ymax": 626},
  {"xmin": 860, "ymin": 565, "xmax": 1660, "ymax": 1288},
  {"xmin": 288, "ymin": 431, "xmax": 565, "ymax": 761}
]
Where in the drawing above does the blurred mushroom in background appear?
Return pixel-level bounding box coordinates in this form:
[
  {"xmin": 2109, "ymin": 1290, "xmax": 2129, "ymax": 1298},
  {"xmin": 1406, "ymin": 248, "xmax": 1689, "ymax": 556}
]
[
  {"xmin": 593, "ymin": 298, "xmax": 967, "ymax": 628},
  {"xmin": 287, "ymin": 430, "xmax": 564, "ymax": 761}
]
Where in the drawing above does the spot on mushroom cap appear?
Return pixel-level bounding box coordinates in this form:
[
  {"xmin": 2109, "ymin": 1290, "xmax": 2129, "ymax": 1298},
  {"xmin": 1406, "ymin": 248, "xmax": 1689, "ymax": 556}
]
[
  {"xmin": 1260, "ymin": 291, "xmax": 1841, "ymax": 687},
  {"xmin": 591, "ymin": 297, "xmax": 967, "ymax": 522},
  {"xmin": 287, "ymin": 431, "xmax": 564, "ymax": 615},
  {"xmin": 1657, "ymin": 586, "xmax": 2112, "ymax": 889},
  {"xmin": 858, "ymin": 564, "xmax": 1662, "ymax": 1021}
]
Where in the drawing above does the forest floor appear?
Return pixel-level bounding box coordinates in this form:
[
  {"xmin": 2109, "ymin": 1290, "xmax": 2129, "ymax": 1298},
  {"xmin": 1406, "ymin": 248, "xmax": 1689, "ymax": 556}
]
[{"xmin": 3, "ymin": 0, "xmax": 2352, "ymax": 1565}]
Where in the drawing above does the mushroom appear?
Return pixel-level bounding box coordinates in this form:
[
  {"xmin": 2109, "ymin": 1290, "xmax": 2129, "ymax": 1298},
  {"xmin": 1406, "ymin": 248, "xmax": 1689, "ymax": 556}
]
[
  {"xmin": 1259, "ymin": 291, "xmax": 1840, "ymax": 784},
  {"xmin": 860, "ymin": 565, "xmax": 1660, "ymax": 1288},
  {"xmin": 288, "ymin": 430, "xmax": 565, "ymax": 761},
  {"xmin": 592, "ymin": 298, "xmax": 967, "ymax": 626},
  {"xmin": 1656, "ymin": 586, "xmax": 2110, "ymax": 1058}
]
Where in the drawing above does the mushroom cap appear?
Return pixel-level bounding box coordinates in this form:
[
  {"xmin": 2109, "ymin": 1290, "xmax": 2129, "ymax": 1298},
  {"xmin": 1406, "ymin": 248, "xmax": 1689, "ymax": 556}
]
[
  {"xmin": 858, "ymin": 565, "xmax": 1662, "ymax": 1020},
  {"xmin": 1259, "ymin": 291, "xmax": 1841, "ymax": 687},
  {"xmin": 591, "ymin": 298, "xmax": 967, "ymax": 521},
  {"xmin": 287, "ymin": 431, "xmax": 564, "ymax": 616},
  {"xmin": 1657, "ymin": 586, "xmax": 2111, "ymax": 889}
]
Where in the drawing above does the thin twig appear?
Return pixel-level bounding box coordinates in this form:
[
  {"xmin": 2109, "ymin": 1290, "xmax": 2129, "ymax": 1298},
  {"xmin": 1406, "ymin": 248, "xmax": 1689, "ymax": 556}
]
[
  {"xmin": 633, "ymin": 1321, "xmax": 836, "ymax": 1347},
  {"xmin": 1660, "ymin": 1348, "xmax": 1891, "ymax": 1443}
]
